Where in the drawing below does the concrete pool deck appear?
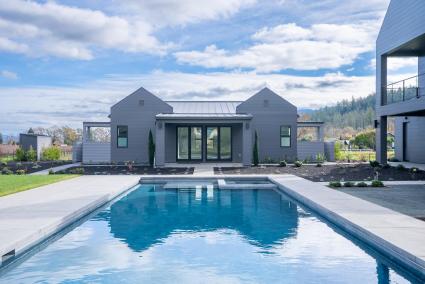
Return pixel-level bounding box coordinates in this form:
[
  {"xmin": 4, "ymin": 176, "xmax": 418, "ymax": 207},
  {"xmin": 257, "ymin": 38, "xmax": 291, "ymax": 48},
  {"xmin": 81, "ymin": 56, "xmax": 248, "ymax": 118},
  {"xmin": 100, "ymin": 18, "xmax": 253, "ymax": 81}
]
[
  {"xmin": 0, "ymin": 174, "xmax": 424, "ymax": 279},
  {"xmin": 0, "ymin": 175, "xmax": 140, "ymax": 265},
  {"xmin": 269, "ymin": 175, "xmax": 425, "ymax": 278},
  {"xmin": 334, "ymin": 184, "xmax": 425, "ymax": 220}
]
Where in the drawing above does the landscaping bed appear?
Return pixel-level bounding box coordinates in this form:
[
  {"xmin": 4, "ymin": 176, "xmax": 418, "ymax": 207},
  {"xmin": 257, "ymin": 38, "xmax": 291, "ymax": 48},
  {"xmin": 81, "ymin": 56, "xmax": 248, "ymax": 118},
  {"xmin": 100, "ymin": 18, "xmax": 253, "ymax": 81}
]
[
  {"xmin": 215, "ymin": 163, "xmax": 425, "ymax": 182},
  {"xmin": 0, "ymin": 160, "xmax": 73, "ymax": 174},
  {"xmin": 58, "ymin": 165, "xmax": 194, "ymax": 175}
]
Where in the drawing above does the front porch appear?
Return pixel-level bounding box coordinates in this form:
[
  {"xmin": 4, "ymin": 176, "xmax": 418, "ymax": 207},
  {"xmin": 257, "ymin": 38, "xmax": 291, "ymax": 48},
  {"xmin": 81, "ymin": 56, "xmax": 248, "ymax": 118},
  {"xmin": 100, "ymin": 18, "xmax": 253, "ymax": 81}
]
[{"xmin": 154, "ymin": 114, "xmax": 253, "ymax": 167}]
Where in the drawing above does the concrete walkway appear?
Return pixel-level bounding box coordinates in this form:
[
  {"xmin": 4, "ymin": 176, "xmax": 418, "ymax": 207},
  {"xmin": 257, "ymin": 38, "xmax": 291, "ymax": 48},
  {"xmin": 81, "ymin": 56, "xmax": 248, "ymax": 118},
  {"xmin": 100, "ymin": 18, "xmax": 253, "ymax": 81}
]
[
  {"xmin": 0, "ymin": 175, "xmax": 140, "ymax": 265},
  {"xmin": 270, "ymin": 175, "xmax": 425, "ymax": 278},
  {"xmin": 30, "ymin": 162, "xmax": 81, "ymax": 175}
]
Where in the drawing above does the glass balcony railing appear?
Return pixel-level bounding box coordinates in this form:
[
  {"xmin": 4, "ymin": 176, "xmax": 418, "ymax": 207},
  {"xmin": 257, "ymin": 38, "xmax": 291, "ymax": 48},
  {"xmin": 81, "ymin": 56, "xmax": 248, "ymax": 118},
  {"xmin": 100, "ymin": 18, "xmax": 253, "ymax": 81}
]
[{"xmin": 385, "ymin": 73, "xmax": 424, "ymax": 105}]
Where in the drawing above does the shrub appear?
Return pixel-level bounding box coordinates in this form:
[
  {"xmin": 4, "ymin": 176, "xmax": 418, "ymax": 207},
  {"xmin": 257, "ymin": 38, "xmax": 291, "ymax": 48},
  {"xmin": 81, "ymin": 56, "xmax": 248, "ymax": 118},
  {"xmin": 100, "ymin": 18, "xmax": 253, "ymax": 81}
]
[
  {"xmin": 388, "ymin": 157, "xmax": 399, "ymax": 162},
  {"xmin": 410, "ymin": 167, "xmax": 419, "ymax": 173},
  {"xmin": 16, "ymin": 169, "xmax": 26, "ymax": 175},
  {"xmin": 41, "ymin": 146, "xmax": 60, "ymax": 161},
  {"xmin": 371, "ymin": 180, "xmax": 384, "ymax": 187},
  {"xmin": 294, "ymin": 160, "xmax": 303, "ymax": 167},
  {"xmin": 381, "ymin": 163, "xmax": 390, "ymax": 169},
  {"xmin": 334, "ymin": 141, "xmax": 343, "ymax": 161},
  {"xmin": 1, "ymin": 167, "xmax": 13, "ymax": 175},
  {"xmin": 253, "ymin": 131, "xmax": 259, "ymax": 166},
  {"xmin": 69, "ymin": 167, "xmax": 85, "ymax": 174},
  {"xmin": 316, "ymin": 153, "xmax": 326, "ymax": 163},
  {"xmin": 329, "ymin": 181, "xmax": 342, "ymax": 187},
  {"xmin": 343, "ymin": 181, "xmax": 355, "ymax": 187},
  {"xmin": 27, "ymin": 146, "xmax": 37, "ymax": 162},
  {"xmin": 1, "ymin": 161, "xmax": 7, "ymax": 166},
  {"xmin": 396, "ymin": 164, "xmax": 406, "ymax": 171},
  {"xmin": 279, "ymin": 160, "xmax": 287, "ymax": 167},
  {"xmin": 356, "ymin": 181, "xmax": 368, "ymax": 187},
  {"xmin": 148, "ymin": 129, "xmax": 155, "ymax": 167},
  {"xmin": 15, "ymin": 147, "xmax": 27, "ymax": 161},
  {"xmin": 369, "ymin": 160, "xmax": 380, "ymax": 168}
]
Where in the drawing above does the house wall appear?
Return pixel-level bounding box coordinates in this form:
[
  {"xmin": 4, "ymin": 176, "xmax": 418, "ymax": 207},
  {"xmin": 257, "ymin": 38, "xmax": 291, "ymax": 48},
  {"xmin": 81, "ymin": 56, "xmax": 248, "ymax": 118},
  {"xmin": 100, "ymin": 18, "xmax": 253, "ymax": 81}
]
[
  {"xmin": 297, "ymin": 141, "xmax": 325, "ymax": 161},
  {"xmin": 37, "ymin": 136, "xmax": 52, "ymax": 160},
  {"xmin": 19, "ymin": 134, "xmax": 52, "ymax": 160},
  {"xmin": 83, "ymin": 142, "xmax": 111, "ymax": 164},
  {"xmin": 19, "ymin": 134, "xmax": 37, "ymax": 152},
  {"xmin": 394, "ymin": 116, "xmax": 425, "ymax": 163},
  {"xmin": 377, "ymin": 0, "xmax": 425, "ymax": 56},
  {"xmin": 237, "ymin": 88, "xmax": 297, "ymax": 162},
  {"xmin": 73, "ymin": 142, "xmax": 83, "ymax": 162},
  {"xmin": 110, "ymin": 88, "xmax": 173, "ymax": 163}
]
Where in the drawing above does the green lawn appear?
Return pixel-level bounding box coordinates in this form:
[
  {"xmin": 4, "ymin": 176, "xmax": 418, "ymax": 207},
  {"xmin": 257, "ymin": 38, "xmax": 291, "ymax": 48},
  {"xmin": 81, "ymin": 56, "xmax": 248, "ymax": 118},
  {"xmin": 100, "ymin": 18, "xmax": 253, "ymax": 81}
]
[{"xmin": 0, "ymin": 175, "xmax": 79, "ymax": 197}]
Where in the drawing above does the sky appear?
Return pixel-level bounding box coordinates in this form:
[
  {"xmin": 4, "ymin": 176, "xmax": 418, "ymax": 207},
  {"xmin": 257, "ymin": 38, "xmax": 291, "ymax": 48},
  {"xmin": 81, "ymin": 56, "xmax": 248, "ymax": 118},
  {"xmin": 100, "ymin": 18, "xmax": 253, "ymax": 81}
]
[{"xmin": 0, "ymin": 0, "xmax": 419, "ymax": 134}]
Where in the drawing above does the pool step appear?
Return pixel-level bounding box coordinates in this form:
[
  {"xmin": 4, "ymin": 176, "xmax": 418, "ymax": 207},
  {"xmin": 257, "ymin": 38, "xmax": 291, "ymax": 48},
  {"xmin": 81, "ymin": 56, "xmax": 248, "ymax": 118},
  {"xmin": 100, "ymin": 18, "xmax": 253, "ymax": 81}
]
[{"xmin": 218, "ymin": 179, "xmax": 277, "ymax": 190}]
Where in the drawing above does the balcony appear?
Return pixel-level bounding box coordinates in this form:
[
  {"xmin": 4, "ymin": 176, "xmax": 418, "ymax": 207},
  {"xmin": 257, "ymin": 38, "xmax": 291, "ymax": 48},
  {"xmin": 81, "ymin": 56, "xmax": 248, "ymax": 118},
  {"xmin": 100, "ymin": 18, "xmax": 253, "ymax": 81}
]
[{"xmin": 385, "ymin": 73, "xmax": 424, "ymax": 105}]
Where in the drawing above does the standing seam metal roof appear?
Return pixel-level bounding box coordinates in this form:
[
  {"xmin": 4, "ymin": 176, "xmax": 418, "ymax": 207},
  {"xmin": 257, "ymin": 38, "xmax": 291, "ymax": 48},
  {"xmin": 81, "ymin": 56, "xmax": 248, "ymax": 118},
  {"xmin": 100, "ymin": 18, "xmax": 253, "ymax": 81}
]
[{"xmin": 165, "ymin": 101, "xmax": 242, "ymax": 114}]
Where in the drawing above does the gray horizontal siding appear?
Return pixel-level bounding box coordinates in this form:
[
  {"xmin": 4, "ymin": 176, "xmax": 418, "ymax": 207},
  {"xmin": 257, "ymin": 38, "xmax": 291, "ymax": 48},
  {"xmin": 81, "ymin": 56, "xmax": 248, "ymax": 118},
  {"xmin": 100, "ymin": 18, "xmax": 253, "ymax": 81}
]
[
  {"xmin": 297, "ymin": 141, "xmax": 325, "ymax": 161},
  {"xmin": 83, "ymin": 142, "xmax": 110, "ymax": 164},
  {"xmin": 394, "ymin": 116, "xmax": 425, "ymax": 163},
  {"xmin": 377, "ymin": 0, "xmax": 425, "ymax": 55}
]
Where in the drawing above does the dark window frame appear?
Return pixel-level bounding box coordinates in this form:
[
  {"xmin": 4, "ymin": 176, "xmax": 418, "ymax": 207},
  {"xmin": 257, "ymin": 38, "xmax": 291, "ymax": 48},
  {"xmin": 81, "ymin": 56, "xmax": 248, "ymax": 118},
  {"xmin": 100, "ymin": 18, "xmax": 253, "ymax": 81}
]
[
  {"xmin": 206, "ymin": 126, "xmax": 232, "ymax": 161},
  {"xmin": 280, "ymin": 125, "xmax": 291, "ymax": 147},
  {"xmin": 176, "ymin": 126, "xmax": 203, "ymax": 161},
  {"xmin": 117, "ymin": 125, "xmax": 128, "ymax": 148}
]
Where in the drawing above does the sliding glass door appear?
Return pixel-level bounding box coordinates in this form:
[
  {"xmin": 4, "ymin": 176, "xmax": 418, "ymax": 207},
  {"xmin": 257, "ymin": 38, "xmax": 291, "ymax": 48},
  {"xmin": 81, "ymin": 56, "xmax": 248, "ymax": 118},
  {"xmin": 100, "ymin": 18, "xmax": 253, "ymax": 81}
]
[
  {"xmin": 206, "ymin": 126, "xmax": 232, "ymax": 161},
  {"xmin": 177, "ymin": 127, "xmax": 189, "ymax": 160},
  {"xmin": 206, "ymin": 127, "xmax": 219, "ymax": 160},
  {"xmin": 190, "ymin": 127, "xmax": 202, "ymax": 160},
  {"xmin": 177, "ymin": 126, "xmax": 203, "ymax": 161}
]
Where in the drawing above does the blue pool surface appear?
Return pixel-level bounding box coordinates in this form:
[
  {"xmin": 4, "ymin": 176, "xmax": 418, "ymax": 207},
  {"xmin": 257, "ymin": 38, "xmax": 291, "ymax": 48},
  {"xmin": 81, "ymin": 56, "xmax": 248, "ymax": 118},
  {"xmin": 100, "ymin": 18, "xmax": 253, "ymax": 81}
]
[{"xmin": 0, "ymin": 184, "xmax": 419, "ymax": 283}]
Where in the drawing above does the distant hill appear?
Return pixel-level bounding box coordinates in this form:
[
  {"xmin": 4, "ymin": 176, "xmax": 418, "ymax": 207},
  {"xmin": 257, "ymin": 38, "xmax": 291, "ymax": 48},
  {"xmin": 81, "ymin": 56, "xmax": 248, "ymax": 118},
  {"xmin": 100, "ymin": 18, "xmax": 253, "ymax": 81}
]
[
  {"xmin": 306, "ymin": 94, "xmax": 375, "ymax": 129},
  {"xmin": 298, "ymin": 94, "xmax": 384, "ymax": 139}
]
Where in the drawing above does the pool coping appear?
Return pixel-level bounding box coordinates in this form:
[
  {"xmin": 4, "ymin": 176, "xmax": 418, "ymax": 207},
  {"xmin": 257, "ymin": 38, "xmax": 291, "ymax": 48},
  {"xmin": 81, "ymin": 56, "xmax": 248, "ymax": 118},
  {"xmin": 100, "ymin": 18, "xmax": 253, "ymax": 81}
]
[{"xmin": 0, "ymin": 175, "xmax": 141, "ymax": 267}]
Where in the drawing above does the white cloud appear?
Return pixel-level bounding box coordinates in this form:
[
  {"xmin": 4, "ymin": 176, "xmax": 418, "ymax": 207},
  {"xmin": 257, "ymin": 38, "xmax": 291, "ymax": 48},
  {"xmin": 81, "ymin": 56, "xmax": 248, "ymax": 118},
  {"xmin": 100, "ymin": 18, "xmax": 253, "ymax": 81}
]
[
  {"xmin": 0, "ymin": 0, "xmax": 169, "ymax": 59},
  {"xmin": 0, "ymin": 70, "xmax": 18, "ymax": 80},
  {"xmin": 0, "ymin": 0, "xmax": 254, "ymax": 60},
  {"xmin": 0, "ymin": 71, "xmax": 377, "ymax": 133},
  {"xmin": 175, "ymin": 22, "xmax": 379, "ymax": 72},
  {"xmin": 119, "ymin": 0, "xmax": 256, "ymax": 27}
]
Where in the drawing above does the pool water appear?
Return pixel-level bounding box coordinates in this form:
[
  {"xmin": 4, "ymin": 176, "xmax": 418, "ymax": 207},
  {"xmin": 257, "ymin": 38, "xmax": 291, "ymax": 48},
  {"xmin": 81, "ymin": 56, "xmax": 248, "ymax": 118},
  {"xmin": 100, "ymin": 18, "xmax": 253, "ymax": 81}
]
[{"xmin": 0, "ymin": 184, "xmax": 418, "ymax": 283}]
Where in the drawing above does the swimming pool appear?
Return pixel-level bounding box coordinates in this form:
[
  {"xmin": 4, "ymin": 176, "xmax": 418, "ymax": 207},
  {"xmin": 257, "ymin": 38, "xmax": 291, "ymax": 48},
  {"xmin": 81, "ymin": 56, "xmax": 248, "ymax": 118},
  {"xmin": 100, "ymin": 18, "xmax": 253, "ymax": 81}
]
[{"xmin": 0, "ymin": 182, "xmax": 419, "ymax": 283}]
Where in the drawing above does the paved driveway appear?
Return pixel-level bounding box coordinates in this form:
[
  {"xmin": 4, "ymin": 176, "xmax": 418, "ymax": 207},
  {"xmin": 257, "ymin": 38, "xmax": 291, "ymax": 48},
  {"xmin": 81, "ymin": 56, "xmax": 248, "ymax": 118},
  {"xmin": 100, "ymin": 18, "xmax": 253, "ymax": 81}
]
[{"xmin": 336, "ymin": 184, "xmax": 425, "ymax": 220}]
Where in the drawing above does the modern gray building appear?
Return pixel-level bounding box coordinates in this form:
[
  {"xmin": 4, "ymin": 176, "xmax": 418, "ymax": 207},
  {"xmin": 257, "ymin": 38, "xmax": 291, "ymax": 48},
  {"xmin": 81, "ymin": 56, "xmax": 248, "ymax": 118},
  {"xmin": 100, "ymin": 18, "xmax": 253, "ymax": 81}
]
[
  {"xmin": 19, "ymin": 133, "xmax": 52, "ymax": 160},
  {"xmin": 80, "ymin": 87, "xmax": 330, "ymax": 166},
  {"xmin": 376, "ymin": 0, "xmax": 425, "ymax": 164}
]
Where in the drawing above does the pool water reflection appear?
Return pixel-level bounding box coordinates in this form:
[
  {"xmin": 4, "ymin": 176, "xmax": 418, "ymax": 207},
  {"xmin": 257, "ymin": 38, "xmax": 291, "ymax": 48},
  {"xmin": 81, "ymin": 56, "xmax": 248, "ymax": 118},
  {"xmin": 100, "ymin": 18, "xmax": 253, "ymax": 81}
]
[{"xmin": 0, "ymin": 184, "xmax": 416, "ymax": 283}]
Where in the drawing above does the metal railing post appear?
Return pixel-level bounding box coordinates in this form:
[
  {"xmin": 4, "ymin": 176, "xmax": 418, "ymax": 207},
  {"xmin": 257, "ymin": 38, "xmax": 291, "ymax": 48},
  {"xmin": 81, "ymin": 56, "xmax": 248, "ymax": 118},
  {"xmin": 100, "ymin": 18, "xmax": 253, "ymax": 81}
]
[{"xmin": 402, "ymin": 80, "xmax": 405, "ymax": 101}]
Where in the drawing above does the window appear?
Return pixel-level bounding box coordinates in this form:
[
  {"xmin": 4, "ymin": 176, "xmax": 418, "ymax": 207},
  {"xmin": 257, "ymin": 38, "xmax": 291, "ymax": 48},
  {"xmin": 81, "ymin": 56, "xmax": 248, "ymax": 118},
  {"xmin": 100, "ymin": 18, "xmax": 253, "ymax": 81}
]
[
  {"xmin": 280, "ymin": 126, "xmax": 291, "ymax": 147},
  {"xmin": 117, "ymin": 126, "xmax": 128, "ymax": 148}
]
